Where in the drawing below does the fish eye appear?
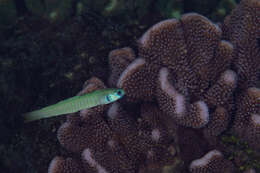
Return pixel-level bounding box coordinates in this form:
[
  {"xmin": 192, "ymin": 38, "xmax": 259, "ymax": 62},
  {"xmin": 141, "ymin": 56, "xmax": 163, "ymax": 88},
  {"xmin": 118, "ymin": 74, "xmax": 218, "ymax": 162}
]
[{"xmin": 117, "ymin": 90, "xmax": 122, "ymax": 96}]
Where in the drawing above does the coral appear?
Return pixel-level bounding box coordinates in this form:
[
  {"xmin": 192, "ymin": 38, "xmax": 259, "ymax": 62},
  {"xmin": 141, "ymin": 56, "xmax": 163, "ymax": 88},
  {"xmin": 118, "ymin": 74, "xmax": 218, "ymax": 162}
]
[
  {"xmin": 203, "ymin": 107, "xmax": 230, "ymax": 144},
  {"xmin": 107, "ymin": 0, "xmax": 260, "ymax": 171},
  {"xmin": 49, "ymin": 77, "xmax": 179, "ymax": 173},
  {"xmin": 108, "ymin": 47, "xmax": 135, "ymax": 87},
  {"xmin": 222, "ymin": 0, "xmax": 260, "ymax": 150},
  {"xmin": 222, "ymin": 0, "xmax": 260, "ymax": 90},
  {"xmin": 233, "ymin": 88, "xmax": 260, "ymax": 150},
  {"xmin": 48, "ymin": 157, "xmax": 84, "ymax": 173},
  {"xmin": 48, "ymin": 0, "xmax": 260, "ymax": 172},
  {"xmin": 157, "ymin": 67, "xmax": 211, "ymax": 129},
  {"xmin": 189, "ymin": 150, "xmax": 234, "ymax": 173},
  {"xmin": 177, "ymin": 127, "xmax": 209, "ymax": 165},
  {"xmin": 111, "ymin": 12, "xmax": 236, "ymax": 134}
]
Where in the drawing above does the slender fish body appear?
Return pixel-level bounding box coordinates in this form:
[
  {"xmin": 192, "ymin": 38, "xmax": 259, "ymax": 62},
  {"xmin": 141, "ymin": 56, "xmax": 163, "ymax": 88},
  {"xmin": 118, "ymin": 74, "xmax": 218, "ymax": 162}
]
[{"xmin": 23, "ymin": 88, "xmax": 125, "ymax": 122}]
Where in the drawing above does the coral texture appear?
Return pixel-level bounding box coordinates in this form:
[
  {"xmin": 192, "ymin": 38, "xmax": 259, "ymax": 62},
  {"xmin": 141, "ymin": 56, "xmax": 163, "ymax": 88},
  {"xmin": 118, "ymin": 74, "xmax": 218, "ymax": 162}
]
[
  {"xmin": 49, "ymin": 0, "xmax": 260, "ymax": 172},
  {"xmin": 110, "ymin": 0, "xmax": 260, "ymax": 150},
  {"xmin": 49, "ymin": 77, "xmax": 178, "ymax": 173},
  {"xmin": 222, "ymin": 0, "xmax": 260, "ymax": 151},
  {"xmin": 189, "ymin": 150, "xmax": 234, "ymax": 173},
  {"xmin": 111, "ymin": 13, "xmax": 238, "ymax": 167},
  {"xmin": 108, "ymin": 0, "xmax": 260, "ymax": 171}
]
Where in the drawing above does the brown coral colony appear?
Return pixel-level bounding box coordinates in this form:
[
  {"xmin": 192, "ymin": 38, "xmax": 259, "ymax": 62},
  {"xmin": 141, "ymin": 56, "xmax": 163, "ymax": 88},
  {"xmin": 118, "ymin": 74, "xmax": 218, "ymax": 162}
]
[{"xmin": 49, "ymin": 0, "xmax": 260, "ymax": 172}]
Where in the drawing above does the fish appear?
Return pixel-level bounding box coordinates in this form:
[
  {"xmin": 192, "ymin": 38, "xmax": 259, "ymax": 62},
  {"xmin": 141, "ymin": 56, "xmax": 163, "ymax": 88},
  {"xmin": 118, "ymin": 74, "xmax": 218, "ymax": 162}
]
[{"xmin": 23, "ymin": 88, "xmax": 125, "ymax": 123}]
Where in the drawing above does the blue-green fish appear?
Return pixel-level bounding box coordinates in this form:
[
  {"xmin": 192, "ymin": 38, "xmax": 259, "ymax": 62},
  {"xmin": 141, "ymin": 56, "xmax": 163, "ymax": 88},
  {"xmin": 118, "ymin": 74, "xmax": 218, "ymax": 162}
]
[{"xmin": 23, "ymin": 88, "xmax": 125, "ymax": 122}]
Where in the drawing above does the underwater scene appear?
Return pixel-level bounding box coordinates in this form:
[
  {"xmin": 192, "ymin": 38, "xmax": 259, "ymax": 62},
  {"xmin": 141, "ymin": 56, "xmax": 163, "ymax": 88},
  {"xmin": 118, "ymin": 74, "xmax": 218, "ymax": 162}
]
[{"xmin": 0, "ymin": 0, "xmax": 260, "ymax": 172}]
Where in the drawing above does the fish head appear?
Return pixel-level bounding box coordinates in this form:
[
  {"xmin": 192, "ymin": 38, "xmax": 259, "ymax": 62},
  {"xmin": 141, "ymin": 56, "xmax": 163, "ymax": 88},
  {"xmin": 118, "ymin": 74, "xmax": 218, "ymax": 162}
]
[{"xmin": 104, "ymin": 88, "xmax": 125, "ymax": 104}]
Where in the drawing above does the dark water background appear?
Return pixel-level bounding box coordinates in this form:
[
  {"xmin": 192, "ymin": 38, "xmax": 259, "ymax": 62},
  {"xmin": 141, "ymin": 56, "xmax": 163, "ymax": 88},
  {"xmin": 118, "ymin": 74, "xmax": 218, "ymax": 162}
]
[{"xmin": 2, "ymin": 0, "xmax": 258, "ymax": 173}]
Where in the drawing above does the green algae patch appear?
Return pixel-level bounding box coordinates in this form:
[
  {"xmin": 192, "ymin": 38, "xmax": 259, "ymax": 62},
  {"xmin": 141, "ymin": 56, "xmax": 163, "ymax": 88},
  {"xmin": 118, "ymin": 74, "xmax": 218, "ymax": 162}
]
[{"xmin": 221, "ymin": 134, "xmax": 260, "ymax": 172}]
